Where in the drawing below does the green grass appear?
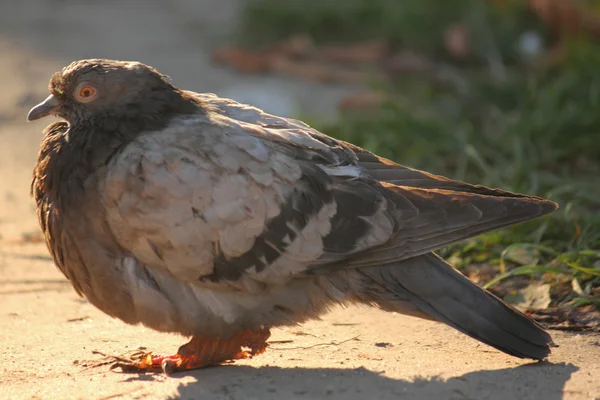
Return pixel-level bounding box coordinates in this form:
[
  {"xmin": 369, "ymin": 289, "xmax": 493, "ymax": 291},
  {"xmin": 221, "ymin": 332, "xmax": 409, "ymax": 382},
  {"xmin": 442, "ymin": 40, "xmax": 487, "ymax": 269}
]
[
  {"xmin": 239, "ymin": 0, "xmax": 600, "ymax": 309},
  {"xmin": 239, "ymin": 0, "xmax": 547, "ymax": 64},
  {"xmin": 321, "ymin": 55, "xmax": 600, "ymax": 307}
]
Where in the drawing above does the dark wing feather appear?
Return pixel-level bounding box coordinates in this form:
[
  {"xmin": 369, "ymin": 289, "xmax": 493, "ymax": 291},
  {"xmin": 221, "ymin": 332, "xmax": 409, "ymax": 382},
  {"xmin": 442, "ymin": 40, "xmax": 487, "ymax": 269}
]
[
  {"xmin": 316, "ymin": 183, "xmax": 555, "ymax": 271},
  {"xmin": 204, "ymin": 96, "xmax": 558, "ymax": 277},
  {"xmin": 104, "ymin": 96, "xmax": 557, "ymax": 286}
]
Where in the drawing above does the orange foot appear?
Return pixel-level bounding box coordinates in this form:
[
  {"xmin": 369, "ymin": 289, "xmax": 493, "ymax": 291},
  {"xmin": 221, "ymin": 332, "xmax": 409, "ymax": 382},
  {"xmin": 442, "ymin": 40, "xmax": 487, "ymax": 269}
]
[{"xmin": 114, "ymin": 328, "xmax": 271, "ymax": 374}]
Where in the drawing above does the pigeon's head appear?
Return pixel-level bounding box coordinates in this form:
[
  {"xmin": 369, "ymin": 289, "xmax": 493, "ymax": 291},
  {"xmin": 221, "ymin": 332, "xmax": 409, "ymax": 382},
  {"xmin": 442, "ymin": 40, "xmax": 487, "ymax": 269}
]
[{"xmin": 27, "ymin": 59, "xmax": 193, "ymax": 125}]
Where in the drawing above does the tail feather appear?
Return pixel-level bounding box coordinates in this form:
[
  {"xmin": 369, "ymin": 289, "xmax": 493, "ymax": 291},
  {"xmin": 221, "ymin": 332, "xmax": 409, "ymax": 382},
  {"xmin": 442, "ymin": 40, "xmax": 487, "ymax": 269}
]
[{"xmin": 359, "ymin": 252, "xmax": 554, "ymax": 360}]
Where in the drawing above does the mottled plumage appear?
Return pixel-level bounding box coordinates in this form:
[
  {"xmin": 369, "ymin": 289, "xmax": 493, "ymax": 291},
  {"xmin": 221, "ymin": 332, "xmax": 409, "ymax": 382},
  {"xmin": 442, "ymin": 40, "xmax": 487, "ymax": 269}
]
[{"xmin": 29, "ymin": 59, "xmax": 556, "ymax": 370}]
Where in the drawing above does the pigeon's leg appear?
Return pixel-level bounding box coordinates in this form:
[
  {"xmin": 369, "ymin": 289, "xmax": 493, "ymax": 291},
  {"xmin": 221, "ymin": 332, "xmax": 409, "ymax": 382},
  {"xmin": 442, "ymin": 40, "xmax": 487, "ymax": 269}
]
[{"xmin": 134, "ymin": 328, "xmax": 271, "ymax": 373}]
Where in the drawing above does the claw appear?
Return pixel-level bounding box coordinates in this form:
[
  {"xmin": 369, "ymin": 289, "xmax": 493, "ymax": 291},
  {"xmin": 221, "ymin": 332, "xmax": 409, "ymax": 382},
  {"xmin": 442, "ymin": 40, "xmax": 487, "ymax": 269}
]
[{"xmin": 108, "ymin": 328, "xmax": 271, "ymax": 374}]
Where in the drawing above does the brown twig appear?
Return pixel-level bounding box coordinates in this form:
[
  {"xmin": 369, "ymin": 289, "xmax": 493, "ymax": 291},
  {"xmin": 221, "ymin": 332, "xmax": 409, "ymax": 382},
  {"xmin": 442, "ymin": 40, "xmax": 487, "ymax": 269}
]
[{"xmin": 270, "ymin": 335, "xmax": 360, "ymax": 351}]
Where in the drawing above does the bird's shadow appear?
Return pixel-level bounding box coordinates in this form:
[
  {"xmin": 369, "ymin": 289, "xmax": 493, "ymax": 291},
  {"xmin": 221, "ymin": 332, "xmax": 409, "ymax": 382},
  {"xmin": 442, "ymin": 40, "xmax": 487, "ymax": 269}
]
[{"xmin": 129, "ymin": 361, "xmax": 577, "ymax": 400}]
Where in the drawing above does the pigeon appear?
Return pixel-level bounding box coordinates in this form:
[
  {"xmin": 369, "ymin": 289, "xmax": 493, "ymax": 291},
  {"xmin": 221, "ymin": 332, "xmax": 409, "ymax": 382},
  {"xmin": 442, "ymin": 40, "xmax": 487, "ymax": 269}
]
[{"xmin": 28, "ymin": 59, "xmax": 556, "ymax": 373}]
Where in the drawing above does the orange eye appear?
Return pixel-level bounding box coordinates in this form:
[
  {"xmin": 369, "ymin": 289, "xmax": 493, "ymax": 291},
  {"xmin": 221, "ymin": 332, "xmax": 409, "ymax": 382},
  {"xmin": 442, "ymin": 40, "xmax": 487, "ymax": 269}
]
[
  {"xmin": 79, "ymin": 86, "xmax": 95, "ymax": 98},
  {"xmin": 75, "ymin": 84, "xmax": 98, "ymax": 103}
]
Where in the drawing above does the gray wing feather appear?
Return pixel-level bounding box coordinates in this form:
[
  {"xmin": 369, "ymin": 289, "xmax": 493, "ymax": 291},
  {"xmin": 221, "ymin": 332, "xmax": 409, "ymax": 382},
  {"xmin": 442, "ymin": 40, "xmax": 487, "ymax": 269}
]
[
  {"xmin": 102, "ymin": 97, "xmax": 557, "ymax": 288},
  {"xmin": 360, "ymin": 253, "xmax": 554, "ymax": 359}
]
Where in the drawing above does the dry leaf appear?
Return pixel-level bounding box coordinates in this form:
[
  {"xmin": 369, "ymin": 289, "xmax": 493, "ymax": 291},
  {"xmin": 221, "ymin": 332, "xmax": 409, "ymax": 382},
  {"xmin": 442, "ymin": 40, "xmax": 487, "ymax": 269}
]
[
  {"xmin": 504, "ymin": 283, "xmax": 551, "ymax": 310},
  {"xmin": 212, "ymin": 35, "xmax": 383, "ymax": 84},
  {"xmin": 528, "ymin": 0, "xmax": 600, "ymax": 38},
  {"xmin": 504, "ymin": 246, "xmax": 540, "ymax": 266},
  {"xmin": 571, "ymin": 278, "xmax": 583, "ymax": 295},
  {"xmin": 319, "ymin": 40, "xmax": 389, "ymax": 64},
  {"xmin": 527, "ymin": 306, "xmax": 600, "ymax": 332},
  {"xmin": 270, "ymin": 57, "xmax": 372, "ymax": 84},
  {"xmin": 211, "ymin": 48, "xmax": 271, "ymax": 74}
]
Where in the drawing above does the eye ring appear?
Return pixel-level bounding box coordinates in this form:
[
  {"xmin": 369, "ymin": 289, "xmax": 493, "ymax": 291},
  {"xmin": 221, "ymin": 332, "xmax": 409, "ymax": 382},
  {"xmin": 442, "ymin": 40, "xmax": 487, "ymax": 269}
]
[{"xmin": 75, "ymin": 84, "xmax": 98, "ymax": 103}]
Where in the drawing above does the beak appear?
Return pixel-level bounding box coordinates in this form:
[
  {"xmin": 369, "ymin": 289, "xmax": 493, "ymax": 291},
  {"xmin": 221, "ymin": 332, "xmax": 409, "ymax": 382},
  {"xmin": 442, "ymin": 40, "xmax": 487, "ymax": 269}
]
[{"xmin": 27, "ymin": 94, "xmax": 60, "ymax": 121}]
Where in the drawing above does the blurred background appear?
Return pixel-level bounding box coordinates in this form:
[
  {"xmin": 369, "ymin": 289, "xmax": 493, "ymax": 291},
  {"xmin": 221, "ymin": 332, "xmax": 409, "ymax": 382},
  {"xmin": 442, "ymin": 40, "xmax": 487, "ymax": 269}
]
[{"xmin": 0, "ymin": 0, "xmax": 598, "ymax": 327}]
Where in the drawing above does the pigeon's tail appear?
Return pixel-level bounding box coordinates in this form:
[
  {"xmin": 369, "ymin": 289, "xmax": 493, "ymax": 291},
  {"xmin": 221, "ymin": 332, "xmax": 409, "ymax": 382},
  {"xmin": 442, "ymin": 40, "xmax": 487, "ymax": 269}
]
[{"xmin": 356, "ymin": 252, "xmax": 554, "ymax": 360}]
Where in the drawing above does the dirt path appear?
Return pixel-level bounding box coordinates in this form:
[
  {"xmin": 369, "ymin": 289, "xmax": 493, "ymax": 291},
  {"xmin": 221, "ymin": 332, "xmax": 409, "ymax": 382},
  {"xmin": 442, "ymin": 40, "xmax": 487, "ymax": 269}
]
[
  {"xmin": 0, "ymin": 1, "xmax": 599, "ymax": 399},
  {"xmin": 1, "ymin": 247, "xmax": 598, "ymax": 399}
]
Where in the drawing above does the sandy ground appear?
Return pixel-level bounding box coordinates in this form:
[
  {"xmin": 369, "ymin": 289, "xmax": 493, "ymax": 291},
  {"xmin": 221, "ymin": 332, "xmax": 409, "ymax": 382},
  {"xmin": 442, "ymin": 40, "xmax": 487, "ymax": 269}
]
[{"xmin": 0, "ymin": 1, "xmax": 599, "ymax": 399}]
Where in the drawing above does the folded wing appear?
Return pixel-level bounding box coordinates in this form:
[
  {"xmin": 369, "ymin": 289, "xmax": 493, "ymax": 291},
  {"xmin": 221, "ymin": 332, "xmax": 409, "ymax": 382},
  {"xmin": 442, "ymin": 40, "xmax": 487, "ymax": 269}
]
[{"xmin": 102, "ymin": 100, "xmax": 557, "ymax": 289}]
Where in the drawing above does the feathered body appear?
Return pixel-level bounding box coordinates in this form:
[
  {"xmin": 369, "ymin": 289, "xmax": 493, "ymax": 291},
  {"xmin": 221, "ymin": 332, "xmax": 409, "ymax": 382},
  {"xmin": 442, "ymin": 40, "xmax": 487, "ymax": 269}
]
[{"xmin": 30, "ymin": 59, "xmax": 556, "ymax": 364}]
